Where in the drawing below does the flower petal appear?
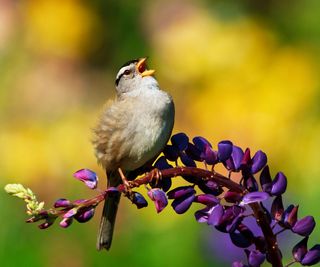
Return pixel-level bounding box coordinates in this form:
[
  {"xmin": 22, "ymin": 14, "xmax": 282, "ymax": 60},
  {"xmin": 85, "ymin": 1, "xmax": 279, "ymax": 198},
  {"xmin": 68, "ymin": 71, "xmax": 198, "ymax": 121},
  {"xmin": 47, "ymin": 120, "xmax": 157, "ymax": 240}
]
[
  {"xmin": 171, "ymin": 133, "xmax": 189, "ymax": 151},
  {"xmin": 194, "ymin": 194, "xmax": 219, "ymax": 206},
  {"xmin": 218, "ymin": 140, "xmax": 233, "ymax": 161},
  {"xmin": 251, "ymin": 150, "xmax": 267, "ymax": 174},
  {"xmin": 247, "ymin": 249, "xmax": 265, "ymax": 267},
  {"xmin": 271, "ymin": 172, "xmax": 287, "ymax": 196},
  {"xmin": 74, "ymin": 207, "xmax": 95, "ymax": 223},
  {"xmin": 73, "ymin": 169, "xmax": 98, "ymax": 189},
  {"xmin": 54, "ymin": 198, "xmax": 71, "ymax": 208},
  {"xmin": 147, "ymin": 188, "xmax": 168, "ymax": 213},
  {"xmin": 259, "ymin": 165, "xmax": 272, "ymax": 193},
  {"xmin": 292, "ymin": 216, "xmax": 316, "ymax": 236},
  {"xmin": 180, "ymin": 152, "xmax": 196, "ymax": 167},
  {"xmin": 172, "ymin": 193, "xmax": 195, "ymax": 214},
  {"xmin": 301, "ymin": 244, "xmax": 320, "ymax": 266},
  {"xmin": 167, "ymin": 186, "xmax": 195, "ymax": 199},
  {"xmin": 240, "ymin": 192, "xmax": 269, "ymax": 206},
  {"xmin": 131, "ymin": 192, "xmax": 148, "ymax": 209},
  {"xmin": 292, "ymin": 237, "xmax": 309, "ymax": 262}
]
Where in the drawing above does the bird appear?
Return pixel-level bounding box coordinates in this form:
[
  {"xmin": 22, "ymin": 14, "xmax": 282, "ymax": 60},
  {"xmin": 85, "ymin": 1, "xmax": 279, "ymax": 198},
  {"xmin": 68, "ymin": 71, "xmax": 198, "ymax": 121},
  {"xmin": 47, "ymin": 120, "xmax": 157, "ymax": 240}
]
[{"xmin": 92, "ymin": 58, "xmax": 175, "ymax": 251}]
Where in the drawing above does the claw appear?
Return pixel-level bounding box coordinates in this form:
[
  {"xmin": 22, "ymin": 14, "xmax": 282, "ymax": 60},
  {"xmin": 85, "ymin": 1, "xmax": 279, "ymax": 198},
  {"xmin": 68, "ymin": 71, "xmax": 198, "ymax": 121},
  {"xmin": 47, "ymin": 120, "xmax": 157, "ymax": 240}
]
[{"xmin": 149, "ymin": 168, "xmax": 162, "ymax": 187}]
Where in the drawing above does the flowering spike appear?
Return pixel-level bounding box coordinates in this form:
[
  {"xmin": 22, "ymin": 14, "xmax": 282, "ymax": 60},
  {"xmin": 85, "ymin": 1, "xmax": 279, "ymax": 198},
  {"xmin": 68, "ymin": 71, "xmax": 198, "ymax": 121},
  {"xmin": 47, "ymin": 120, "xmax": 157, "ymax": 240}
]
[
  {"xmin": 218, "ymin": 140, "xmax": 233, "ymax": 161},
  {"xmin": 73, "ymin": 169, "xmax": 98, "ymax": 189},
  {"xmin": 171, "ymin": 133, "xmax": 189, "ymax": 151},
  {"xmin": 147, "ymin": 188, "xmax": 168, "ymax": 213},
  {"xmin": 271, "ymin": 172, "xmax": 287, "ymax": 196},
  {"xmin": 251, "ymin": 150, "xmax": 267, "ymax": 174},
  {"xmin": 292, "ymin": 216, "xmax": 316, "ymax": 236}
]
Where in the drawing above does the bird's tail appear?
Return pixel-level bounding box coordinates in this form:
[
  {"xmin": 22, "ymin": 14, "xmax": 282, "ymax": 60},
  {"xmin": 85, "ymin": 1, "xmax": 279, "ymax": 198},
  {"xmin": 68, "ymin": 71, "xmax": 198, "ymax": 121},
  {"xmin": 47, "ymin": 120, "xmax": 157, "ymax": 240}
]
[{"xmin": 96, "ymin": 171, "xmax": 121, "ymax": 251}]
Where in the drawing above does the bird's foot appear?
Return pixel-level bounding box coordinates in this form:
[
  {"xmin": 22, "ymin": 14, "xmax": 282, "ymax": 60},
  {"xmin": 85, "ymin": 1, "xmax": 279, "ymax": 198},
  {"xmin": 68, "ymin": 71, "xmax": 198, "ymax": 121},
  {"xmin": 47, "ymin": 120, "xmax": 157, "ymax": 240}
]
[
  {"xmin": 148, "ymin": 168, "xmax": 162, "ymax": 187},
  {"xmin": 117, "ymin": 168, "xmax": 132, "ymax": 194}
]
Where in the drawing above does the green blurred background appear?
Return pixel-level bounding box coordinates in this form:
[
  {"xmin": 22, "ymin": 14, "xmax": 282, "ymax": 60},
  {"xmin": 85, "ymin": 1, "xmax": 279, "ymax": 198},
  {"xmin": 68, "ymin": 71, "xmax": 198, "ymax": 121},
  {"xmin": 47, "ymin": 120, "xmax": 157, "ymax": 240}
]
[{"xmin": 1, "ymin": 0, "xmax": 319, "ymax": 266}]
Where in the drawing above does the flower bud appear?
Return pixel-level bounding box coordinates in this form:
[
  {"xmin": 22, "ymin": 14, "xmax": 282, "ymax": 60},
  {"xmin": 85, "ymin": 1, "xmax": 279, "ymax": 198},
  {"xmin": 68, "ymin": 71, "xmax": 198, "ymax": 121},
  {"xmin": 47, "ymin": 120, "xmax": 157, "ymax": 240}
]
[
  {"xmin": 73, "ymin": 169, "xmax": 98, "ymax": 189},
  {"xmin": 147, "ymin": 188, "xmax": 168, "ymax": 213}
]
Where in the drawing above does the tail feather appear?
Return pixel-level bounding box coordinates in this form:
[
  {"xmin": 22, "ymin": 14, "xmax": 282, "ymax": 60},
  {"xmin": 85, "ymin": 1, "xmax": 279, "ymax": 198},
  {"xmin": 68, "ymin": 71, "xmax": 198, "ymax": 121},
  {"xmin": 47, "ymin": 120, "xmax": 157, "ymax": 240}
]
[{"xmin": 96, "ymin": 171, "xmax": 121, "ymax": 251}]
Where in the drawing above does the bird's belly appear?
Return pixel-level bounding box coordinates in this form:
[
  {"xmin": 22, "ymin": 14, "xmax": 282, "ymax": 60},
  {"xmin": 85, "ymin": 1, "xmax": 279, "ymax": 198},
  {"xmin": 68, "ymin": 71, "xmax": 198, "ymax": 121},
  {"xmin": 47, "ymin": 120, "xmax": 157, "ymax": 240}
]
[{"xmin": 120, "ymin": 102, "xmax": 174, "ymax": 171}]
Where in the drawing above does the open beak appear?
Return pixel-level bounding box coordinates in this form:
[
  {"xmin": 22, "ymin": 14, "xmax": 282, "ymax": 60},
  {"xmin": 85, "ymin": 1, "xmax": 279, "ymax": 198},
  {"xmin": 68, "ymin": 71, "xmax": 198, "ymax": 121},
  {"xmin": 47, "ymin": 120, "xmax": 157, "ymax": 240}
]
[{"xmin": 136, "ymin": 58, "xmax": 155, "ymax": 77}]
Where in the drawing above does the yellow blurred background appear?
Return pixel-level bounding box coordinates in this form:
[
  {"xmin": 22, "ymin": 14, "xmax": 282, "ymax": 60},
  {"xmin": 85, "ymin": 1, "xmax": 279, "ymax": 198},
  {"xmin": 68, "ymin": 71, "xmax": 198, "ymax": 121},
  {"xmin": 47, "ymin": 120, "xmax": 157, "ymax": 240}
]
[{"xmin": 1, "ymin": 0, "xmax": 319, "ymax": 266}]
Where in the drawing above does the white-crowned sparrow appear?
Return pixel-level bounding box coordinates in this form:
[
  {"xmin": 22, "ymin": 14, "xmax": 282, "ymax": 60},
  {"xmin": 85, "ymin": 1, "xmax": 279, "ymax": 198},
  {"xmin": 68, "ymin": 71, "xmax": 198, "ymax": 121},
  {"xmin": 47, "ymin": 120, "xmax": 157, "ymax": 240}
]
[{"xmin": 92, "ymin": 58, "xmax": 175, "ymax": 250}]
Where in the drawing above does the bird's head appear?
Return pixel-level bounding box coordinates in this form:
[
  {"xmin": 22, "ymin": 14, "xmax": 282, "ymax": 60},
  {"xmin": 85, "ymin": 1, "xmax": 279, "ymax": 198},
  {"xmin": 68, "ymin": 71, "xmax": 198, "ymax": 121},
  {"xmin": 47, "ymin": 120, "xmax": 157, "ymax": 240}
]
[{"xmin": 115, "ymin": 58, "xmax": 158, "ymax": 95}]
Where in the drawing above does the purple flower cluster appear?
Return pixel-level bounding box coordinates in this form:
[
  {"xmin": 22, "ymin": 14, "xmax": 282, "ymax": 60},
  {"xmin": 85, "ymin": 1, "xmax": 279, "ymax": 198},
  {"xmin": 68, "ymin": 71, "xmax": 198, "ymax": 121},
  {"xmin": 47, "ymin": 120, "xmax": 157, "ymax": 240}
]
[
  {"xmin": 20, "ymin": 133, "xmax": 319, "ymax": 267},
  {"xmin": 145, "ymin": 133, "xmax": 319, "ymax": 267}
]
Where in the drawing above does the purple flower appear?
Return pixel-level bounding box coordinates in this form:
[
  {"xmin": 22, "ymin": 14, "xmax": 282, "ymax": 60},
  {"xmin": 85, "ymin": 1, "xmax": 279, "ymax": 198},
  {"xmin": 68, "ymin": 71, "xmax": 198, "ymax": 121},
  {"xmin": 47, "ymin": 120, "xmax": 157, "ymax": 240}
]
[
  {"xmin": 147, "ymin": 188, "xmax": 168, "ymax": 213},
  {"xmin": 218, "ymin": 140, "xmax": 233, "ymax": 162},
  {"xmin": 293, "ymin": 237, "xmax": 309, "ymax": 262},
  {"xmin": 198, "ymin": 180, "xmax": 222, "ymax": 196},
  {"xmin": 131, "ymin": 192, "xmax": 148, "ymax": 209},
  {"xmin": 60, "ymin": 217, "xmax": 73, "ymax": 228},
  {"xmin": 54, "ymin": 198, "xmax": 72, "ymax": 208},
  {"xmin": 240, "ymin": 192, "xmax": 269, "ymax": 206},
  {"xmin": 74, "ymin": 207, "xmax": 95, "ymax": 223},
  {"xmin": 271, "ymin": 195, "xmax": 284, "ymax": 221},
  {"xmin": 292, "ymin": 216, "xmax": 316, "ymax": 236},
  {"xmin": 194, "ymin": 194, "xmax": 219, "ymax": 206},
  {"xmin": 172, "ymin": 192, "xmax": 195, "ymax": 214},
  {"xmin": 224, "ymin": 146, "xmax": 244, "ymax": 171},
  {"xmin": 193, "ymin": 136, "xmax": 217, "ymax": 164},
  {"xmin": 171, "ymin": 133, "xmax": 189, "ymax": 151},
  {"xmin": 73, "ymin": 169, "xmax": 98, "ymax": 189},
  {"xmin": 229, "ymin": 224, "xmax": 254, "ymax": 248},
  {"xmin": 167, "ymin": 186, "xmax": 195, "ymax": 199},
  {"xmin": 250, "ymin": 150, "xmax": 267, "ymax": 174},
  {"xmin": 283, "ymin": 205, "xmax": 298, "ymax": 228},
  {"xmin": 301, "ymin": 245, "xmax": 320, "ymax": 265},
  {"xmin": 293, "ymin": 237, "xmax": 320, "ymax": 266},
  {"xmin": 224, "ymin": 191, "xmax": 243, "ymax": 203},
  {"xmin": 168, "ymin": 186, "xmax": 196, "ymax": 214},
  {"xmin": 245, "ymin": 249, "xmax": 265, "ymax": 267},
  {"xmin": 259, "ymin": 165, "xmax": 272, "ymax": 193},
  {"xmin": 270, "ymin": 172, "xmax": 287, "ymax": 196},
  {"xmin": 63, "ymin": 208, "xmax": 78, "ymax": 218},
  {"xmin": 195, "ymin": 206, "xmax": 215, "ymax": 223}
]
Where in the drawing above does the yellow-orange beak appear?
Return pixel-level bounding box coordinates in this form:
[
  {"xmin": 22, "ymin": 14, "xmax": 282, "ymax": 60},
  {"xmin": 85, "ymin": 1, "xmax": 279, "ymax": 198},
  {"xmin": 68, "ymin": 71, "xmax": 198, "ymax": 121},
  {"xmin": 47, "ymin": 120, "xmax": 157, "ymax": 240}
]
[{"xmin": 136, "ymin": 58, "xmax": 155, "ymax": 77}]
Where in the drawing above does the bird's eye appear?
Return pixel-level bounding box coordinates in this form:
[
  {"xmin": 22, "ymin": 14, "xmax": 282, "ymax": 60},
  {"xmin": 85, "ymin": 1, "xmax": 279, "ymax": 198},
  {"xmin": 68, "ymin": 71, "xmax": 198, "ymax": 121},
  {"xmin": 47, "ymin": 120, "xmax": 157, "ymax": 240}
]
[{"xmin": 124, "ymin": 69, "xmax": 131, "ymax": 75}]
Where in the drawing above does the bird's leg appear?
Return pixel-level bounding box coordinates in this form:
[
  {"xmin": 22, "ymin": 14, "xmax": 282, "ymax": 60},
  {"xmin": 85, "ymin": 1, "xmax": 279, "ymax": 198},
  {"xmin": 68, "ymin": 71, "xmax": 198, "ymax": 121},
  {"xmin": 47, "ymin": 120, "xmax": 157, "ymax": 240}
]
[
  {"xmin": 148, "ymin": 168, "xmax": 162, "ymax": 187},
  {"xmin": 117, "ymin": 168, "xmax": 131, "ymax": 193}
]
